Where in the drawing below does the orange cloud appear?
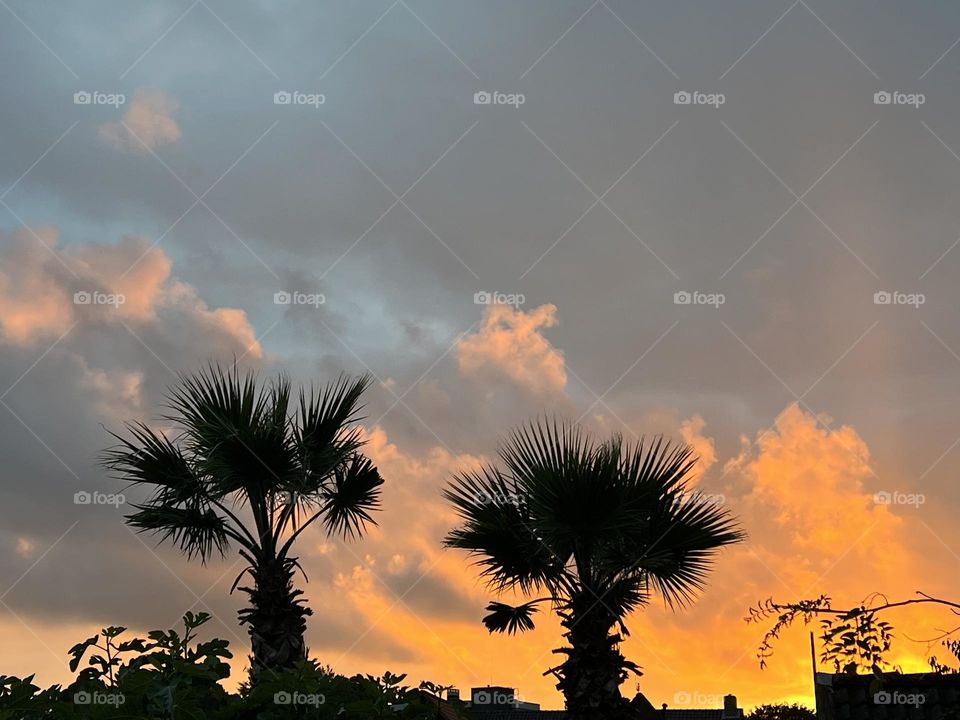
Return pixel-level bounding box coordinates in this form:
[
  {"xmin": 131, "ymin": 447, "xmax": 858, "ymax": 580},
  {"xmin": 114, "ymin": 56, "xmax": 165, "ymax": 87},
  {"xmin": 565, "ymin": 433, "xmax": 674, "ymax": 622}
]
[
  {"xmin": 623, "ymin": 405, "xmax": 942, "ymax": 710},
  {"xmin": 456, "ymin": 303, "xmax": 566, "ymax": 396},
  {"xmin": 2, "ymin": 375, "xmax": 952, "ymax": 712},
  {"xmin": 99, "ymin": 89, "xmax": 180, "ymax": 153},
  {"xmin": 0, "ymin": 227, "xmax": 74, "ymax": 344},
  {"xmin": 309, "ymin": 407, "xmax": 944, "ymax": 711},
  {"xmin": 728, "ymin": 405, "xmax": 907, "ymax": 569},
  {"xmin": 0, "ymin": 227, "xmax": 260, "ymax": 357},
  {"xmin": 680, "ymin": 414, "xmax": 717, "ymax": 476}
]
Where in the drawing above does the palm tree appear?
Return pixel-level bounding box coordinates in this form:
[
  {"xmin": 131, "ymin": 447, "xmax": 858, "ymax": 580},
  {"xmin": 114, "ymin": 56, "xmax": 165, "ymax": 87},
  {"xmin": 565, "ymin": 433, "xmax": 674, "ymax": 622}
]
[
  {"xmin": 103, "ymin": 364, "xmax": 384, "ymax": 678},
  {"xmin": 443, "ymin": 421, "xmax": 744, "ymax": 720}
]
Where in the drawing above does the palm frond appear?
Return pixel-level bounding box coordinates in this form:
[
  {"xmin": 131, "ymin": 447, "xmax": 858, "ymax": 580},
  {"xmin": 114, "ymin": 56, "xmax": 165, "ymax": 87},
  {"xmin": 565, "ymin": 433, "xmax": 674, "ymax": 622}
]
[
  {"xmin": 102, "ymin": 421, "xmax": 206, "ymax": 504},
  {"xmin": 445, "ymin": 420, "xmax": 745, "ymax": 616},
  {"xmin": 498, "ymin": 420, "xmax": 634, "ymax": 560},
  {"xmin": 499, "ymin": 418, "xmax": 593, "ymax": 486},
  {"xmin": 622, "ymin": 489, "xmax": 745, "ymax": 609},
  {"xmin": 443, "ymin": 467, "xmax": 567, "ymax": 595},
  {"xmin": 126, "ymin": 505, "xmax": 230, "ymax": 563},
  {"xmin": 166, "ymin": 363, "xmax": 265, "ymax": 449},
  {"xmin": 321, "ymin": 454, "xmax": 384, "ymax": 540},
  {"xmin": 619, "ymin": 436, "xmax": 698, "ymax": 499},
  {"xmin": 295, "ymin": 374, "xmax": 372, "ymax": 480},
  {"xmin": 163, "ymin": 364, "xmax": 299, "ymax": 500},
  {"xmin": 482, "ymin": 600, "xmax": 543, "ymax": 635}
]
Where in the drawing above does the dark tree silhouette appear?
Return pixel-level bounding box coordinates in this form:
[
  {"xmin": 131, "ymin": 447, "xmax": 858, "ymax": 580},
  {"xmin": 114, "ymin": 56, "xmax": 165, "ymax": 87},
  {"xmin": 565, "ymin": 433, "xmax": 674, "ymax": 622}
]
[
  {"xmin": 103, "ymin": 365, "xmax": 383, "ymax": 678},
  {"xmin": 444, "ymin": 420, "xmax": 744, "ymax": 720},
  {"xmin": 747, "ymin": 703, "xmax": 816, "ymax": 720}
]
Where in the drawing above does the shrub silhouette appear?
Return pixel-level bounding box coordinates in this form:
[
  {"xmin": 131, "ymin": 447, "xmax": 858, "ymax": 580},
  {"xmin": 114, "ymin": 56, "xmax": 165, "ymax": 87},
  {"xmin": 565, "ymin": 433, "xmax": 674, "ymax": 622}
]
[{"xmin": 0, "ymin": 614, "xmax": 458, "ymax": 719}]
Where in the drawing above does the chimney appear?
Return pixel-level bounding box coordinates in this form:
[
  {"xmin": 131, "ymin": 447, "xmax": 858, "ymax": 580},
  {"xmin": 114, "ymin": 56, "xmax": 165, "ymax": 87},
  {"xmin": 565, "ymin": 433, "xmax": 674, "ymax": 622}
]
[
  {"xmin": 721, "ymin": 694, "xmax": 740, "ymax": 719},
  {"xmin": 448, "ymin": 689, "xmax": 460, "ymax": 702}
]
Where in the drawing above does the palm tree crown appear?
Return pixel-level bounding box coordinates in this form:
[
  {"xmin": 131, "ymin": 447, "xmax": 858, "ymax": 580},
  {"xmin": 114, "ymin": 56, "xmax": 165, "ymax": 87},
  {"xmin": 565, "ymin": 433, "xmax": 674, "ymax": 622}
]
[
  {"xmin": 444, "ymin": 420, "xmax": 744, "ymax": 719},
  {"xmin": 103, "ymin": 364, "xmax": 383, "ymax": 677}
]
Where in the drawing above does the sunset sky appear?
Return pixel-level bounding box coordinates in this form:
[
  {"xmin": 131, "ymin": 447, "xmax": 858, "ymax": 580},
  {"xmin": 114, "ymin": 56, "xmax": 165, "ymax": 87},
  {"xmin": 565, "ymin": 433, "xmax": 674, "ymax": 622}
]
[{"xmin": 3, "ymin": 1, "xmax": 960, "ymax": 712}]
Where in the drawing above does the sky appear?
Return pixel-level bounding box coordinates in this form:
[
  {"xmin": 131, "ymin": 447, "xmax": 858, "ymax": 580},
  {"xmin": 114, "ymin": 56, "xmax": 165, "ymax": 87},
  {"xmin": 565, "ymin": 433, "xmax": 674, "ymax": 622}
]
[{"xmin": 2, "ymin": 0, "xmax": 960, "ymax": 712}]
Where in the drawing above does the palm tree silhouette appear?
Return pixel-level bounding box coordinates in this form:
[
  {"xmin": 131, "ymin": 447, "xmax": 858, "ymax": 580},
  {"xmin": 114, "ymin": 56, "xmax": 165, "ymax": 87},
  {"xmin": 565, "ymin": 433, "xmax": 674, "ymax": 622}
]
[
  {"xmin": 103, "ymin": 364, "xmax": 383, "ymax": 678},
  {"xmin": 444, "ymin": 420, "xmax": 744, "ymax": 719}
]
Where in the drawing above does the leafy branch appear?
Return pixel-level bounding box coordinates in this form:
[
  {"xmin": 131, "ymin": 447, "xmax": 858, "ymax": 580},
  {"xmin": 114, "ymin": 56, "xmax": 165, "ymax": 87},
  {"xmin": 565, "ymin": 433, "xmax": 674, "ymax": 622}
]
[{"xmin": 747, "ymin": 592, "xmax": 960, "ymax": 673}]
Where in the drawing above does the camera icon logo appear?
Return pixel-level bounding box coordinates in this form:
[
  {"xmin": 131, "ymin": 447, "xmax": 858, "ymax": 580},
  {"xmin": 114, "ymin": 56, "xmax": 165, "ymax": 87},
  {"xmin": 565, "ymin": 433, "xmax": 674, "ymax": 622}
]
[
  {"xmin": 873, "ymin": 491, "xmax": 892, "ymax": 505},
  {"xmin": 73, "ymin": 691, "xmax": 92, "ymax": 705},
  {"xmin": 274, "ymin": 91, "xmax": 292, "ymax": 105},
  {"xmin": 874, "ymin": 91, "xmax": 892, "ymax": 105},
  {"xmin": 274, "ymin": 291, "xmax": 292, "ymax": 305},
  {"xmin": 674, "ymin": 91, "xmax": 691, "ymax": 105},
  {"xmin": 474, "ymin": 91, "xmax": 492, "ymax": 105},
  {"xmin": 73, "ymin": 291, "xmax": 92, "ymax": 305},
  {"xmin": 73, "ymin": 91, "xmax": 92, "ymax": 105},
  {"xmin": 273, "ymin": 691, "xmax": 292, "ymax": 704},
  {"xmin": 873, "ymin": 290, "xmax": 892, "ymax": 305},
  {"xmin": 874, "ymin": 691, "xmax": 892, "ymax": 705},
  {"xmin": 673, "ymin": 291, "xmax": 692, "ymax": 305},
  {"xmin": 74, "ymin": 491, "xmax": 92, "ymax": 505},
  {"xmin": 474, "ymin": 291, "xmax": 493, "ymax": 305}
]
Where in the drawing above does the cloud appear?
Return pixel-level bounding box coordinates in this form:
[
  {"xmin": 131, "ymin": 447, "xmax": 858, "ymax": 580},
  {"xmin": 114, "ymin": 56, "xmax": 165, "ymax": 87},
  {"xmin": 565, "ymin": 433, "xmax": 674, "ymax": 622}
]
[
  {"xmin": 0, "ymin": 227, "xmax": 260, "ymax": 357},
  {"xmin": 620, "ymin": 405, "xmax": 941, "ymax": 709},
  {"xmin": 331, "ymin": 405, "xmax": 944, "ymax": 708},
  {"xmin": 0, "ymin": 226, "xmax": 74, "ymax": 344},
  {"xmin": 98, "ymin": 89, "xmax": 180, "ymax": 153},
  {"xmin": 727, "ymin": 405, "xmax": 906, "ymax": 565},
  {"xmin": 2, "ymin": 3, "xmax": 959, "ymax": 701},
  {"xmin": 680, "ymin": 414, "xmax": 717, "ymax": 476},
  {"xmin": 456, "ymin": 304, "xmax": 566, "ymax": 397}
]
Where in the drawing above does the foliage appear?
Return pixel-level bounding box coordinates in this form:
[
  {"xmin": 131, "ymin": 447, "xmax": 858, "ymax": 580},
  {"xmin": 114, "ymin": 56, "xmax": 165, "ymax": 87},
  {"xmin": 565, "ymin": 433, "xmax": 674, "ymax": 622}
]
[
  {"xmin": 444, "ymin": 420, "xmax": 744, "ymax": 717},
  {"xmin": 746, "ymin": 703, "xmax": 816, "ymax": 720},
  {"xmin": 0, "ymin": 615, "xmax": 460, "ymax": 719},
  {"xmin": 747, "ymin": 592, "xmax": 960, "ymax": 674},
  {"xmin": 102, "ymin": 364, "xmax": 384, "ymax": 676}
]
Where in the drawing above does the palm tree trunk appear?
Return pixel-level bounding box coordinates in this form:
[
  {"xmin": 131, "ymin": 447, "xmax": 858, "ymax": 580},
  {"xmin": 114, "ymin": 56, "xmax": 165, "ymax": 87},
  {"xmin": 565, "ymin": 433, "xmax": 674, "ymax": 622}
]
[
  {"xmin": 557, "ymin": 595, "xmax": 637, "ymax": 720},
  {"xmin": 238, "ymin": 557, "xmax": 312, "ymax": 679}
]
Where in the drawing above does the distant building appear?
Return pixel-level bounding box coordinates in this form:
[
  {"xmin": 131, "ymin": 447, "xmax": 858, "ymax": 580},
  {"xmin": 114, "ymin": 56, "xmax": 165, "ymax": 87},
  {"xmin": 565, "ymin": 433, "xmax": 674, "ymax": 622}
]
[
  {"xmin": 645, "ymin": 693, "xmax": 745, "ymax": 720},
  {"xmin": 813, "ymin": 671, "xmax": 960, "ymax": 719},
  {"xmin": 468, "ymin": 685, "xmax": 542, "ymax": 713},
  {"xmin": 443, "ymin": 685, "xmax": 743, "ymax": 719}
]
